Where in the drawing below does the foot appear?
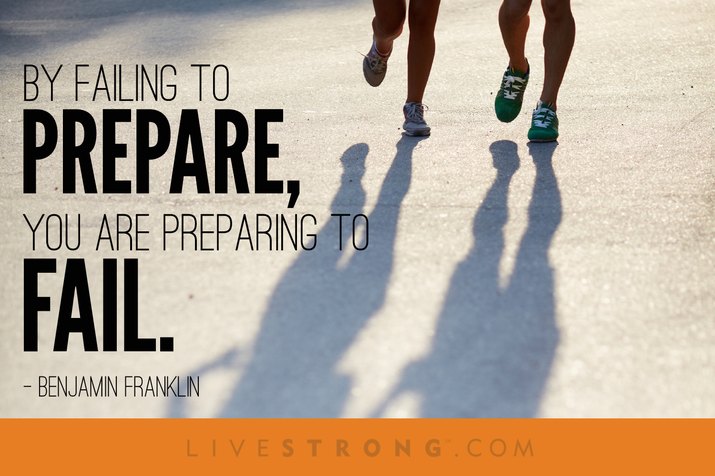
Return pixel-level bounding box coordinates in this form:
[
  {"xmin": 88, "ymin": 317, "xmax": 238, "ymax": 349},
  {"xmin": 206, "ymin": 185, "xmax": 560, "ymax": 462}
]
[
  {"xmin": 528, "ymin": 101, "xmax": 559, "ymax": 142},
  {"xmin": 403, "ymin": 102, "xmax": 430, "ymax": 136},
  {"xmin": 494, "ymin": 64, "xmax": 529, "ymax": 123},
  {"xmin": 362, "ymin": 39, "xmax": 390, "ymax": 87}
]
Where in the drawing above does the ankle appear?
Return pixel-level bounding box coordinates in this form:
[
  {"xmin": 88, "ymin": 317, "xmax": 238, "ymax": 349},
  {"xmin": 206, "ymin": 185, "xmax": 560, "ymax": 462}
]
[
  {"xmin": 509, "ymin": 58, "xmax": 529, "ymax": 74},
  {"xmin": 539, "ymin": 97, "xmax": 557, "ymax": 110},
  {"xmin": 374, "ymin": 39, "xmax": 392, "ymax": 57}
]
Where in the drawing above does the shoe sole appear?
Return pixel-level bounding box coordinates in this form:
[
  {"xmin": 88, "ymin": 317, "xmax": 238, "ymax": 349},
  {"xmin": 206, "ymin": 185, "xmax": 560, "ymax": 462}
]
[
  {"xmin": 496, "ymin": 115, "xmax": 518, "ymax": 123},
  {"xmin": 494, "ymin": 101, "xmax": 522, "ymax": 123},
  {"xmin": 403, "ymin": 127, "xmax": 431, "ymax": 137}
]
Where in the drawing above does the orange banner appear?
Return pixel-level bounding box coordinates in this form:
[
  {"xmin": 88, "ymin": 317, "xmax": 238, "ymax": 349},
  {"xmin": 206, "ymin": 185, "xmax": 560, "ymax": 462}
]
[{"xmin": 1, "ymin": 419, "xmax": 713, "ymax": 475}]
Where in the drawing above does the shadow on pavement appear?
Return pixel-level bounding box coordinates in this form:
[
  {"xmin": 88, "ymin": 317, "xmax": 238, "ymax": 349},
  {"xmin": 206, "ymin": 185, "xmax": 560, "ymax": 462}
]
[
  {"xmin": 373, "ymin": 140, "xmax": 562, "ymax": 417},
  {"xmin": 169, "ymin": 135, "xmax": 425, "ymax": 417}
]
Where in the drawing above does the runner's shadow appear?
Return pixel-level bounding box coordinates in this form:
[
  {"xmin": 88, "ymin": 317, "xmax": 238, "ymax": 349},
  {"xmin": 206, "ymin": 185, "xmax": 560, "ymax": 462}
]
[
  {"xmin": 374, "ymin": 140, "xmax": 562, "ymax": 417},
  {"xmin": 169, "ymin": 136, "xmax": 424, "ymax": 417}
]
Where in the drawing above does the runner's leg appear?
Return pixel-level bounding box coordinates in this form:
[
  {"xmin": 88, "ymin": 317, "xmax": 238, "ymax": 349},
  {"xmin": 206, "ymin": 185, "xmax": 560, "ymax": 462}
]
[
  {"xmin": 373, "ymin": 0, "xmax": 407, "ymax": 56},
  {"xmin": 499, "ymin": 0, "xmax": 532, "ymax": 73},
  {"xmin": 406, "ymin": 0, "xmax": 441, "ymax": 103},
  {"xmin": 540, "ymin": 0, "xmax": 575, "ymax": 108}
]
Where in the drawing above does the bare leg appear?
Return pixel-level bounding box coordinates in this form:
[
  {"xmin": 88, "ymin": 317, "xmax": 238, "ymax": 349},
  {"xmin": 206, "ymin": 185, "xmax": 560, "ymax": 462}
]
[
  {"xmin": 499, "ymin": 0, "xmax": 532, "ymax": 73},
  {"xmin": 406, "ymin": 0, "xmax": 441, "ymax": 103},
  {"xmin": 540, "ymin": 0, "xmax": 575, "ymax": 108},
  {"xmin": 372, "ymin": 0, "xmax": 407, "ymax": 55}
]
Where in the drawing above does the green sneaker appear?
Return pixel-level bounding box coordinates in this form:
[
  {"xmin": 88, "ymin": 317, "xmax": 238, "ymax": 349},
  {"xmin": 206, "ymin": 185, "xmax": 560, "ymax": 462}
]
[
  {"xmin": 528, "ymin": 101, "xmax": 559, "ymax": 142},
  {"xmin": 494, "ymin": 65, "xmax": 529, "ymax": 123}
]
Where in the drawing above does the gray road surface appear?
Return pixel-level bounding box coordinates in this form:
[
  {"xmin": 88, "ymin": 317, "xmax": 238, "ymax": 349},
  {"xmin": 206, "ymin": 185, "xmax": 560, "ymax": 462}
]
[{"xmin": 0, "ymin": 0, "xmax": 714, "ymax": 417}]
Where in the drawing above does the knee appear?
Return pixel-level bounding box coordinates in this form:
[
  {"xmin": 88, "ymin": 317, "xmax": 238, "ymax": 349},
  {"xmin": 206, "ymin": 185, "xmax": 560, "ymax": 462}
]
[
  {"xmin": 541, "ymin": 0, "xmax": 572, "ymax": 22},
  {"xmin": 385, "ymin": 20, "xmax": 405, "ymax": 39},
  {"xmin": 408, "ymin": 0, "xmax": 441, "ymax": 35},
  {"xmin": 501, "ymin": 0, "xmax": 532, "ymax": 20}
]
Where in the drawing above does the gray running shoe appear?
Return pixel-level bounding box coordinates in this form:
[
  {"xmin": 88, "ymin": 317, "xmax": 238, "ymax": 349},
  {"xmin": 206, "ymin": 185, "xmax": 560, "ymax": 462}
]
[
  {"xmin": 403, "ymin": 102, "xmax": 430, "ymax": 136},
  {"xmin": 363, "ymin": 40, "xmax": 390, "ymax": 87}
]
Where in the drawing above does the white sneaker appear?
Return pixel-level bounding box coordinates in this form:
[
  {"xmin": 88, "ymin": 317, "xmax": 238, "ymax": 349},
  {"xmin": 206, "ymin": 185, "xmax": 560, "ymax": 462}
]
[
  {"xmin": 402, "ymin": 102, "xmax": 430, "ymax": 136},
  {"xmin": 362, "ymin": 40, "xmax": 390, "ymax": 87}
]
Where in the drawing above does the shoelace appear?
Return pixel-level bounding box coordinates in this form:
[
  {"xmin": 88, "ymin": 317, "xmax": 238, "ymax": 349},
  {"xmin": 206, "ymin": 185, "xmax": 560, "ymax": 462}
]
[
  {"xmin": 366, "ymin": 46, "xmax": 388, "ymax": 73},
  {"xmin": 500, "ymin": 74, "xmax": 526, "ymax": 100},
  {"xmin": 532, "ymin": 106, "xmax": 556, "ymax": 128},
  {"xmin": 404, "ymin": 103, "xmax": 428, "ymax": 123}
]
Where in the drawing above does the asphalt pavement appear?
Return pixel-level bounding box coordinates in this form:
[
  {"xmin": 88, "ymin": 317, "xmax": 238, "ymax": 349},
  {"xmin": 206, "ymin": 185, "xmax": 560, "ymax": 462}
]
[{"xmin": 1, "ymin": 0, "xmax": 713, "ymax": 417}]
